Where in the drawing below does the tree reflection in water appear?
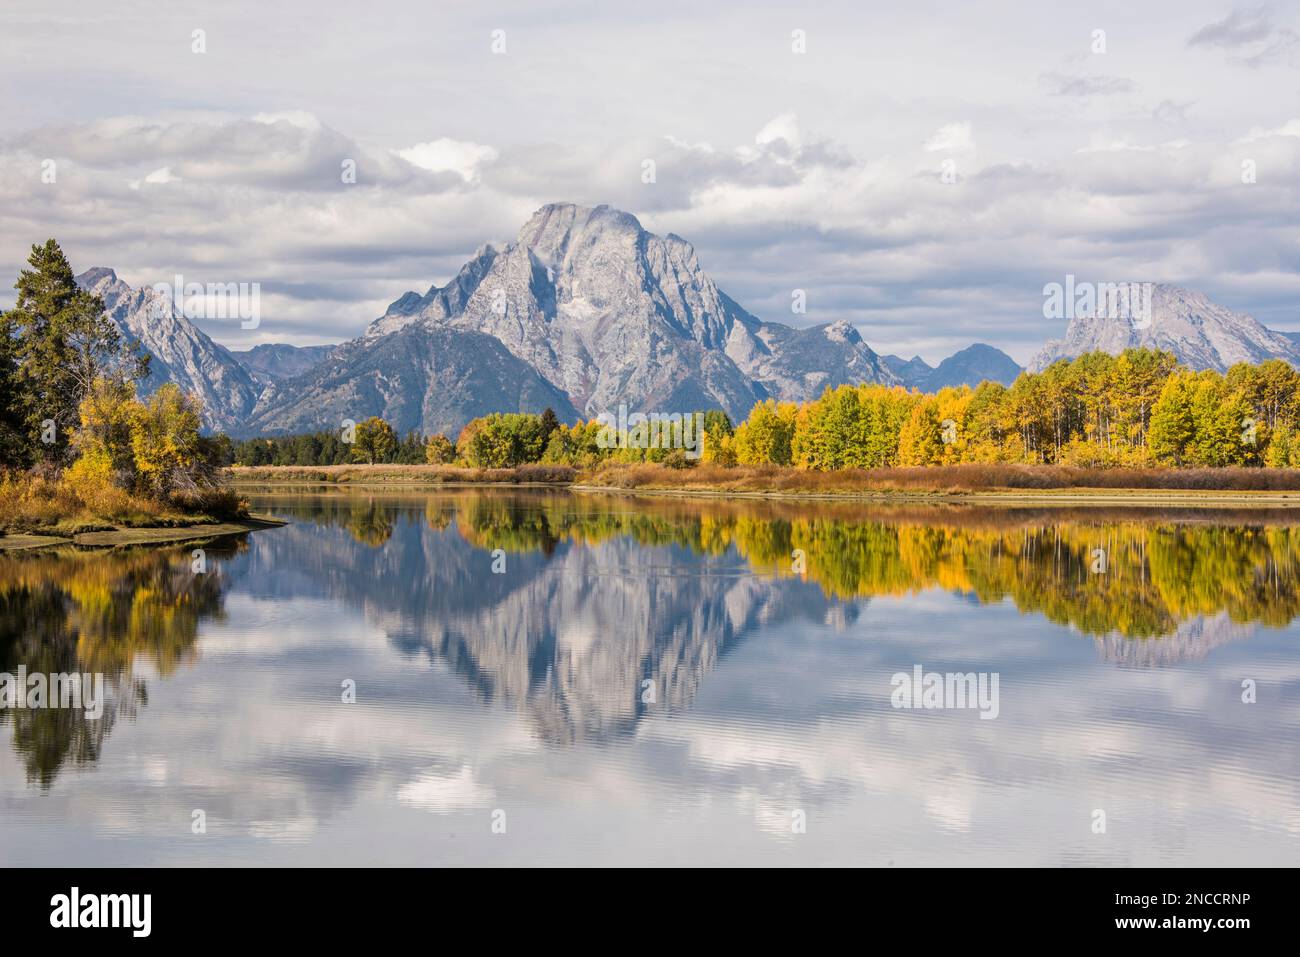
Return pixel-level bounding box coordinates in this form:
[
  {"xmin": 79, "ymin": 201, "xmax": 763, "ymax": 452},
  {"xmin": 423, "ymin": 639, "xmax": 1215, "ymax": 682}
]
[{"xmin": 0, "ymin": 541, "xmax": 238, "ymax": 788}]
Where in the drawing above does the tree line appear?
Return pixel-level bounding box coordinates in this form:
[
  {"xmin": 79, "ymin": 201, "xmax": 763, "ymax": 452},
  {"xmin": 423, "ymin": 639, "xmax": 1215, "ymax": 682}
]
[
  {"xmin": 730, "ymin": 349, "xmax": 1300, "ymax": 469},
  {"xmin": 233, "ymin": 409, "xmax": 736, "ymax": 468},
  {"xmin": 238, "ymin": 349, "xmax": 1300, "ymax": 472},
  {"xmin": 12, "ymin": 238, "xmax": 1289, "ymax": 478}
]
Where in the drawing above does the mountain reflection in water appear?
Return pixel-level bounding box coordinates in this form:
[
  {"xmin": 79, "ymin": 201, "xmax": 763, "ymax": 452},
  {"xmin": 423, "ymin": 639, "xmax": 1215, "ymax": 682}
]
[{"xmin": 1, "ymin": 490, "xmax": 1297, "ymax": 866}]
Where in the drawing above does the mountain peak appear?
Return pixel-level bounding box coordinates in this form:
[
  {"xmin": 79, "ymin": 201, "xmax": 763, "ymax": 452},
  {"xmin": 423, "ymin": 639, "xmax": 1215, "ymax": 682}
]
[
  {"xmin": 253, "ymin": 202, "xmax": 907, "ymax": 433},
  {"xmin": 73, "ymin": 269, "xmax": 260, "ymax": 430},
  {"xmin": 823, "ymin": 319, "xmax": 860, "ymax": 344},
  {"xmin": 1028, "ymin": 283, "xmax": 1300, "ymax": 372},
  {"xmin": 514, "ymin": 203, "xmax": 648, "ymax": 275},
  {"xmin": 884, "ymin": 344, "xmax": 1020, "ymax": 390},
  {"xmin": 76, "ymin": 266, "xmax": 119, "ymax": 287}
]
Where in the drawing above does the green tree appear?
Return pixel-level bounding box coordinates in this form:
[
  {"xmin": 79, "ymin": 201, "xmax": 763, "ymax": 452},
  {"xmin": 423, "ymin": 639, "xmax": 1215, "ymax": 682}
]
[
  {"xmin": 539, "ymin": 407, "xmax": 560, "ymax": 447},
  {"xmin": 351, "ymin": 417, "xmax": 398, "ymax": 465},
  {"xmin": 6, "ymin": 240, "xmax": 148, "ymax": 462},
  {"xmin": 461, "ymin": 413, "xmax": 546, "ymax": 467},
  {"xmin": 0, "ymin": 309, "xmax": 26, "ymax": 468}
]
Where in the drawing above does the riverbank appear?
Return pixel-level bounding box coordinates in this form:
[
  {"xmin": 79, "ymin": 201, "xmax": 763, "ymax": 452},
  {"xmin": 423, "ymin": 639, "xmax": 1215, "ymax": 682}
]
[
  {"xmin": 228, "ymin": 463, "xmax": 577, "ymax": 486},
  {"xmin": 228, "ymin": 461, "xmax": 1300, "ymax": 505},
  {"xmin": 573, "ymin": 462, "xmax": 1300, "ymax": 502},
  {"xmin": 0, "ymin": 515, "xmax": 287, "ymax": 552}
]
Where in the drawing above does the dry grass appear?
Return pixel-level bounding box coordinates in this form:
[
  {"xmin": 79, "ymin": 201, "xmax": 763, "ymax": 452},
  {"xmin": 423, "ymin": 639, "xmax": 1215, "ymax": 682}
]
[
  {"xmin": 579, "ymin": 462, "xmax": 1300, "ymax": 494},
  {"xmin": 228, "ymin": 463, "xmax": 578, "ymax": 485},
  {"xmin": 0, "ymin": 472, "xmax": 246, "ymax": 536},
  {"xmin": 228, "ymin": 460, "xmax": 1300, "ymax": 497}
]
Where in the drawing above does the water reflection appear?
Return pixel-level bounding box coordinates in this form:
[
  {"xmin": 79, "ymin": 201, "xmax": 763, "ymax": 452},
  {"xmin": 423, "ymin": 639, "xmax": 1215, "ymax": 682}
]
[
  {"xmin": 280, "ymin": 491, "xmax": 1300, "ymax": 640},
  {"xmin": 0, "ymin": 542, "xmax": 238, "ymax": 787},
  {"xmin": 7, "ymin": 493, "xmax": 1300, "ymax": 766},
  {"xmin": 2, "ymin": 491, "xmax": 1299, "ymax": 866},
  {"xmin": 224, "ymin": 492, "xmax": 1300, "ymax": 741},
  {"xmin": 241, "ymin": 492, "xmax": 849, "ymax": 744}
]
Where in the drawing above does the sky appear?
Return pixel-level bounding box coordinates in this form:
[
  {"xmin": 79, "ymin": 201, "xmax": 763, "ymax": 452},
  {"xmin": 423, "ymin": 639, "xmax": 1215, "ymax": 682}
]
[{"xmin": 1, "ymin": 0, "xmax": 1298, "ymax": 363}]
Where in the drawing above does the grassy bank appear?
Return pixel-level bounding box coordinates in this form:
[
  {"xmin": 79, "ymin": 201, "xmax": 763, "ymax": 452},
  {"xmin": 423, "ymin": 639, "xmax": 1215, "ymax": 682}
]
[
  {"xmin": 228, "ymin": 463, "xmax": 577, "ymax": 486},
  {"xmin": 0, "ymin": 473, "xmax": 248, "ymax": 539},
  {"xmin": 227, "ymin": 459, "xmax": 1300, "ymax": 502},
  {"xmin": 573, "ymin": 462, "xmax": 1300, "ymax": 500}
]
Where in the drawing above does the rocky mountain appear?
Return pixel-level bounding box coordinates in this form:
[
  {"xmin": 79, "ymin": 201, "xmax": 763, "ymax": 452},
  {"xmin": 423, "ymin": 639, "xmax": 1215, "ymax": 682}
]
[
  {"xmin": 90, "ymin": 211, "xmax": 1297, "ymax": 440},
  {"xmin": 231, "ymin": 343, "xmax": 334, "ymax": 382},
  {"xmin": 1028, "ymin": 283, "xmax": 1300, "ymax": 372},
  {"xmin": 246, "ymin": 203, "xmax": 901, "ymax": 436},
  {"xmin": 76, "ymin": 267, "xmax": 263, "ymax": 431},
  {"xmin": 881, "ymin": 353, "xmax": 934, "ymax": 386},
  {"xmin": 883, "ymin": 343, "xmax": 1021, "ymax": 391},
  {"xmin": 242, "ymin": 322, "xmax": 579, "ymax": 437}
]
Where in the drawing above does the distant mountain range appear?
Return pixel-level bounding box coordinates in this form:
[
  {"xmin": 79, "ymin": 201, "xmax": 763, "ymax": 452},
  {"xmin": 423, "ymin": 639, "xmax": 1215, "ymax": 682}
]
[
  {"xmin": 230, "ymin": 343, "xmax": 334, "ymax": 383},
  {"xmin": 1028, "ymin": 284, "xmax": 1300, "ymax": 373},
  {"xmin": 72, "ymin": 203, "xmax": 1298, "ymax": 436},
  {"xmin": 883, "ymin": 343, "xmax": 1022, "ymax": 392}
]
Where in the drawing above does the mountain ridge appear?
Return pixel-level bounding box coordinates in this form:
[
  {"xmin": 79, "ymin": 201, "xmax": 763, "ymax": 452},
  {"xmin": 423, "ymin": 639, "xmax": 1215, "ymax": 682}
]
[
  {"xmin": 73, "ymin": 204, "xmax": 1300, "ymax": 438},
  {"xmin": 1028, "ymin": 283, "xmax": 1300, "ymax": 373},
  {"xmin": 245, "ymin": 202, "xmax": 905, "ymax": 435}
]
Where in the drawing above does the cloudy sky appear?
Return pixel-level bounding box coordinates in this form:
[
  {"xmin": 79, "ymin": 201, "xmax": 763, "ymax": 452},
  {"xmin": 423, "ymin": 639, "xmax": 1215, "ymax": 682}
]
[{"xmin": 1, "ymin": 0, "xmax": 1298, "ymax": 362}]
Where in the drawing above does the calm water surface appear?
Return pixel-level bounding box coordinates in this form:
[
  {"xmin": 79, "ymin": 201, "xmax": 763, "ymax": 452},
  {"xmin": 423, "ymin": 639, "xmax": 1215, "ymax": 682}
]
[{"xmin": 2, "ymin": 489, "xmax": 1298, "ymax": 866}]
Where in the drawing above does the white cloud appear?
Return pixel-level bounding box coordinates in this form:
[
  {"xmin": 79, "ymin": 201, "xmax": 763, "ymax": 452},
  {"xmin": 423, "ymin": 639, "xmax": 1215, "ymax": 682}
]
[
  {"xmin": 251, "ymin": 110, "xmax": 324, "ymax": 132},
  {"xmin": 397, "ymin": 138, "xmax": 498, "ymax": 182},
  {"xmin": 754, "ymin": 113, "xmax": 802, "ymax": 150},
  {"xmin": 1242, "ymin": 118, "xmax": 1300, "ymax": 140},
  {"xmin": 2, "ymin": 1, "xmax": 1299, "ymax": 358},
  {"xmin": 128, "ymin": 166, "xmax": 179, "ymax": 189}
]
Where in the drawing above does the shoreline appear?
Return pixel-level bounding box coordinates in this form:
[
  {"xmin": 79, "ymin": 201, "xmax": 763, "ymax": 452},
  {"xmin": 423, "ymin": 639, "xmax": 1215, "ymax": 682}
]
[
  {"xmin": 0, "ymin": 515, "xmax": 287, "ymax": 552},
  {"xmin": 569, "ymin": 484, "xmax": 1300, "ymax": 507},
  {"xmin": 224, "ymin": 463, "xmax": 1300, "ymax": 507},
  {"xmin": 228, "ymin": 474, "xmax": 1300, "ymax": 507}
]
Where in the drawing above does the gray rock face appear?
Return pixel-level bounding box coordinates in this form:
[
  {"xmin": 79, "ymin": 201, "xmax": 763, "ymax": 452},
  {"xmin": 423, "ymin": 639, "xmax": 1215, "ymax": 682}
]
[
  {"xmin": 76, "ymin": 268, "xmax": 262, "ymax": 431},
  {"xmin": 251, "ymin": 203, "xmax": 901, "ymax": 435},
  {"xmin": 231, "ymin": 343, "xmax": 334, "ymax": 382},
  {"xmin": 1028, "ymin": 284, "xmax": 1300, "ymax": 372},
  {"xmin": 727, "ymin": 307, "xmax": 901, "ymax": 401},
  {"xmin": 242, "ymin": 322, "xmax": 579, "ymax": 437}
]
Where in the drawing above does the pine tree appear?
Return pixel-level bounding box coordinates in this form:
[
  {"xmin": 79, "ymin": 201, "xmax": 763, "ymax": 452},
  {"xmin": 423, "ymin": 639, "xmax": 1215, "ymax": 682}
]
[{"xmin": 6, "ymin": 239, "xmax": 148, "ymax": 462}]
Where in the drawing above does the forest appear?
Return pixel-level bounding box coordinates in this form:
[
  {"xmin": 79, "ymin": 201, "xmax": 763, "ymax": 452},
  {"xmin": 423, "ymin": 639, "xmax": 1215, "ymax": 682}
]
[{"xmin": 233, "ymin": 349, "xmax": 1300, "ymax": 472}]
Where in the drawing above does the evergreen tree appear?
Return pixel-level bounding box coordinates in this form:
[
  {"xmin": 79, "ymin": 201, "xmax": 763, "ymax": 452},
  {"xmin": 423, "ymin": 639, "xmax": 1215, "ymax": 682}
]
[
  {"xmin": 539, "ymin": 407, "xmax": 560, "ymax": 447},
  {"xmin": 6, "ymin": 239, "xmax": 148, "ymax": 462}
]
